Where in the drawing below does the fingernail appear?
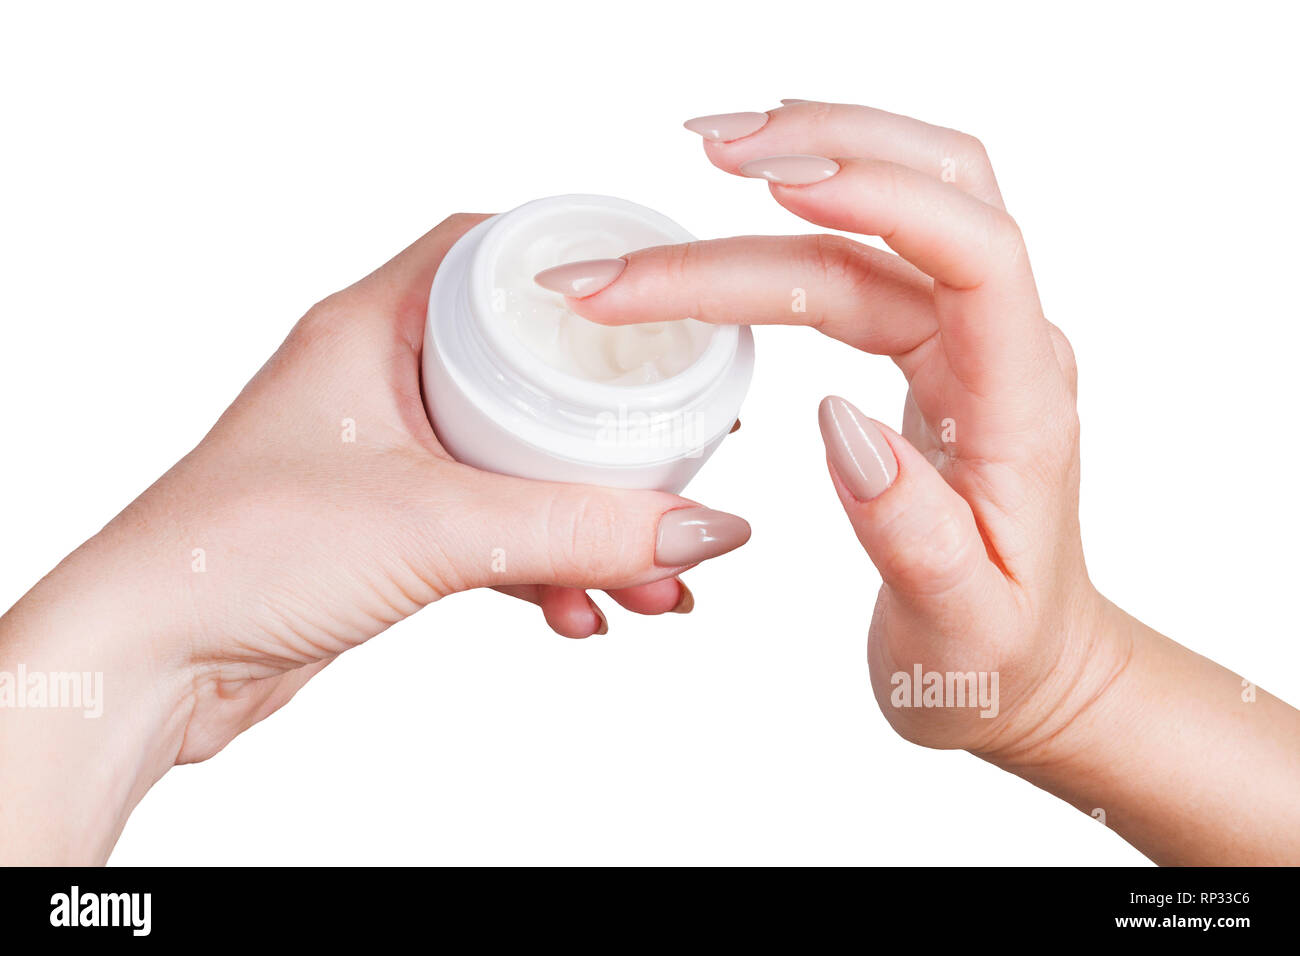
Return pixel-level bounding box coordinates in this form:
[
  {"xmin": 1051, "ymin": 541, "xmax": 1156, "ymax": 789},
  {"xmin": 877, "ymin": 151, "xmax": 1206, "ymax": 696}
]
[
  {"xmin": 729, "ymin": 419, "xmax": 741, "ymax": 434},
  {"xmin": 589, "ymin": 598, "xmax": 609, "ymax": 635},
  {"xmin": 779, "ymin": 98, "xmax": 811, "ymax": 105},
  {"xmin": 534, "ymin": 258, "xmax": 626, "ymax": 298},
  {"xmin": 818, "ymin": 396, "xmax": 898, "ymax": 501},
  {"xmin": 656, "ymin": 507, "xmax": 751, "ymax": 567},
  {"xmin": 672, "ymin": 581, "xmax": 695, "ymax": 614},
  {"xmin": 683, "ymin": 111, "xmax": 769, "ymax": 142},
  {"xmin": 739, "ymin": 154, "xmax": 840, "ymax": 185}
]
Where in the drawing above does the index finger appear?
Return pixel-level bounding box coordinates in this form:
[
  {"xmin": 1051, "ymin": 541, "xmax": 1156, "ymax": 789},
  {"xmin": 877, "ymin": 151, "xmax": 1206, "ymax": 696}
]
[{"xmin": 534, "ymin": 234, "xmax": 939, "ymax": 364}]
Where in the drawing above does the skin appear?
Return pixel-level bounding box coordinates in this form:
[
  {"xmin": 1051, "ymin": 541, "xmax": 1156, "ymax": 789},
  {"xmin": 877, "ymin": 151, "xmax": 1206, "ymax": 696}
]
[
  {"xmin": 2, "ymin": 100, "xmax": 1297, "ymax": 865},
  {"xmin": 0, "ymin": 216, "xmax": 736, "ymax": 864},
  {"xmin": 562, "ymin": 101, "xmax": 1300, "ymax": 865}
]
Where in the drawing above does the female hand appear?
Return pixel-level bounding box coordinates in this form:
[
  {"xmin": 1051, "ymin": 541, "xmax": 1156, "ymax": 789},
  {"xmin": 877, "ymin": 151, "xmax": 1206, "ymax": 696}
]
[
  {"xmin": 0, "ymin": 213, "xmax": 750, "ymax": 863},
  {"xmin": 544, "ymin": 100, "xmax": 1103, "ymax": 757},
  {"xmin": 540, "ymin": 100, "xmax": 1300, "ymax": 865}
]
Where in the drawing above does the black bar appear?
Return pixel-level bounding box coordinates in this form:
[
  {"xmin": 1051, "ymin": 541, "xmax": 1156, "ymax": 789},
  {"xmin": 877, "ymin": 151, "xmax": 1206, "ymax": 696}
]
[{"xmin": 0, "ymin": 866, "xmax": 1288, "ymax": 941}]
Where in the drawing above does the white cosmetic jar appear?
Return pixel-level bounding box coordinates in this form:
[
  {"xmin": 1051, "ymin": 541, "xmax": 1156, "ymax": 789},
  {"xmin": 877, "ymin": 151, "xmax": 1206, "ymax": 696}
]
[{"xmin": 421, "ymin": 195, "xmax": 754, "ymax": 493}]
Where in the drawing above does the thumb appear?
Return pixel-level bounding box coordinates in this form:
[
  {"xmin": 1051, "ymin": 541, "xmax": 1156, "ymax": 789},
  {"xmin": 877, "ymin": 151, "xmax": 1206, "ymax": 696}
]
[
  {"xmin": 433, "ymin": 468, "xmax": 752, "ymax": 592},
  {"xmin": 817, "ymin": 395, "xmax": 997, "ymax": 609}
]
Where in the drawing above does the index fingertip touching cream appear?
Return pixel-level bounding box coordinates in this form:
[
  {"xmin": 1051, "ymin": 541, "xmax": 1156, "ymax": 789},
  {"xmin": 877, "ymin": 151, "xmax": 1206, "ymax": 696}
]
[{"xmin": 421, "ymin": 195, "xmax": 754, "ymax": 493}]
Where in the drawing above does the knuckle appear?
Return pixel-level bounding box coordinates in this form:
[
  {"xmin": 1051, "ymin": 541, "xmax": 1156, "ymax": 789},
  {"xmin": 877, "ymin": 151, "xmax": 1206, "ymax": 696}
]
[
  {"xmin": 868, "ymin": 160, "xmax": 907, "ymax": 241},
  {"xmin": 996, "ymin": 210, "xmax": 1024, "ymax": 246},
  {"xmin": 1047, "ymin": 321, "xmax": 1078, "ymax": 379},
  {"xmin": 805, "ymin": 234, "xmax": 878, "ymax": 314},
  {"xmin": 636, "ymin": 242, "xmax": 694, "ymax": 288},
  {"xmin": 1037, "ymin": 407, "xmax": 1082, "ymax": 482},
  {"xmin": 1063, "ymin": 408, "xmax": 1081, "ymax": 447},
  {"xmin": 804, "ymin": 100, "xmax": 838, "ymax": 129},
  {"xmin": 546, "ymin": 488, "xmax": 628, "ymax": 582},
  {"xmin": 957, "ymin": 132, "xmax": 991, "ymax": 167},
  {"xmin": 881, "ymin": 507, "xmax": 977, "ymax": 597},
  {"xmin": 289, "ymin": 292, "xmax": 354, "ymax": 348},
  {"xmin": 439, "ymin": 211, "xmax": 488, "ymax": 230},
  {"xmin": 306, "ymin": 290, "xmax": 351, "ymax": 322},
  {"xmin": 663, "ymin": 240, "xmax": 702, "ymax": 283},
  {"xmin": 1055, "ymin": 405, "xmax": 1081, "ymax": 452},
  {"xmin": 988, "ymin": 211, "xmax": 1026, "ymax": 263},
  {"xmin": 807, "ymin": 233, "xmax": 864, "ymax": 285},
  {"xmin": 943, "ymin": 132, "xmax": 998, "ymax": 198}
]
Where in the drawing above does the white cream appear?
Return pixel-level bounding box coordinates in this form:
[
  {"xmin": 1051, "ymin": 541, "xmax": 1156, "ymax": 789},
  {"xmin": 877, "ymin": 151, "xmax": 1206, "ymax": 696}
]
[{"xmin": 490, "ymin": 227, "xmax": 713, "ymax": 385}]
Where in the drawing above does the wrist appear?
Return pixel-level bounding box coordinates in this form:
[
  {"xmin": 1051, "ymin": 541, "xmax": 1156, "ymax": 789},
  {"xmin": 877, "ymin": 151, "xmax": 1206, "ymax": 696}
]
[
  {"xmin": 971, "ymin": 585, "xmax": 1138, "ymax": 773},
  {"xmin": 0, "ymin": 526, "xmax": 193, "ymax": 863}
]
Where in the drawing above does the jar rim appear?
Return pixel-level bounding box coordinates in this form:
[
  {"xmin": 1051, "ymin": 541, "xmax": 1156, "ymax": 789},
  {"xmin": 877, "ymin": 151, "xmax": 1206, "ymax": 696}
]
[{"xmin": 426, "ymin": 195, "xmax": 754, "ymax": 470}]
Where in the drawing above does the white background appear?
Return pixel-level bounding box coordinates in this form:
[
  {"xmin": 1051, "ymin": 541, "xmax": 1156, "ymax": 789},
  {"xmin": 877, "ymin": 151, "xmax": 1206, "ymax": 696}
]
[{"xmin": 2, "ymin": 2, "xmax": 1297, "ymax": 865}]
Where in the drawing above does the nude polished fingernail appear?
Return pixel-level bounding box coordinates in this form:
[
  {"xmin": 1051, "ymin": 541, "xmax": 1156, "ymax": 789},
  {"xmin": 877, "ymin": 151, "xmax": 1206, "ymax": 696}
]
[
  {"xmin": 739, "ymin": 154, "xmax": 840, "ymax": 185},
  {"xmin": 656, "ymin": 507, "xmax": 751, "ymax": 567},
  {"xmin": 818, "ymin": 396, "xmax": 898, "ymax": 501},
  {"xmin": 589, "ymin": 599, "xmax": 609, "ymax": 635},
  {"xmin": 683, "ymin": 111, "xmax": 769, "ymax": 142},
  {"xmin": 533, "ymin": 258, "xmax": 626, "ymax": 297},
  {"xmin": 672, "ymin": 580, "xmax": 695, "ymax": 614}
]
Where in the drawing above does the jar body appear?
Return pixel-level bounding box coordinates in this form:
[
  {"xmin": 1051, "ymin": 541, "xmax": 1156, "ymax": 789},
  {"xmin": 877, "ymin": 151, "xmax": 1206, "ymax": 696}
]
[{"xmin": 421, "ymin": 195, "xmax": 753, "ymax": 493}]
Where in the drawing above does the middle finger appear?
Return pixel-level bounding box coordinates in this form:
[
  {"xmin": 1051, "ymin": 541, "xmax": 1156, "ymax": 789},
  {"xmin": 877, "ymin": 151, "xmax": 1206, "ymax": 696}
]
[{"xmin": 686, "ymin": 101, "xmax": 1005, "ymax": 208}]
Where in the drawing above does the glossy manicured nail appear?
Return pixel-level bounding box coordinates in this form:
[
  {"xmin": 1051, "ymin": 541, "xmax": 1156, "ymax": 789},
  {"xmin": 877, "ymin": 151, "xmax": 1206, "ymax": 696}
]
[
  {"xmin": 589, "ymin": 598, "xmax": 609, "ymax": 635},
  {"xmin": 534, "ymin": 258, "xmax": 626, "ymax": 298},
  {"xmin": 683, "ymin": 111, "xmax": 769, "ymax": 142},
  {"xmin": 656, "ymin": 507, "xmax": 751, "ymax": 567},
  {"xmin": 818, "ymin": 396, "xmax": 898, "ymax": 501},
  {"xmin": 729, "ymin": 419, "xmax": 741, "ymax": 434},
  {"xmin": 739, "ymin": 154, "xmax": 840, "ymax": 185},
  {"xmin": 672, "ymin": 581, "xmax": 695, "ymax": 614}
]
